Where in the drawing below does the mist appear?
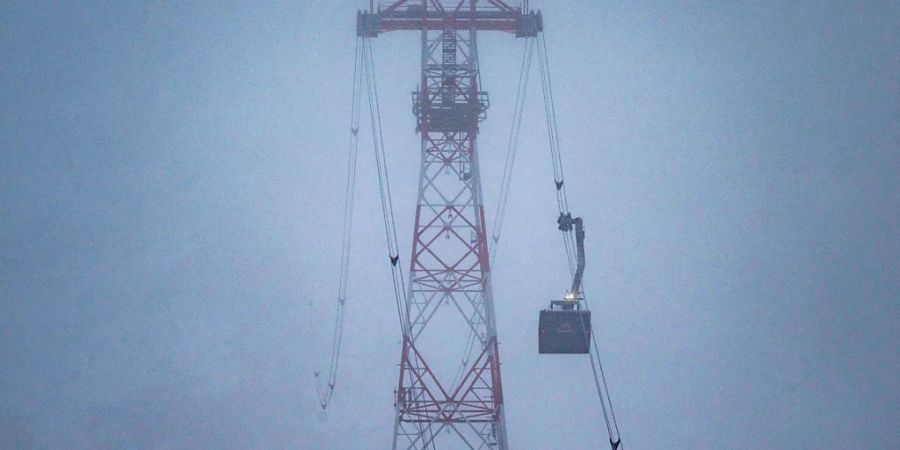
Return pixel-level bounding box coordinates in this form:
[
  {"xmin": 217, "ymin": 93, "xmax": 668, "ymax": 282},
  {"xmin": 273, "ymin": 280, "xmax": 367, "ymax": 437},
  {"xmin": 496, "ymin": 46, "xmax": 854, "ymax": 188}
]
[{"xmin": 2, "ymin": 1, "xmax": 898, "ymax": 448}]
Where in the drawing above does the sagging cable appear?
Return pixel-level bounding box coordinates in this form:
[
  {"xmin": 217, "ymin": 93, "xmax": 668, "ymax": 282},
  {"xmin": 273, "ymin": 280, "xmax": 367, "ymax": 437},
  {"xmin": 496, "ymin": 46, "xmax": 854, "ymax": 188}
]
[
  {"xmin": 316, "ymin": 37, "xmax": 365, "ymax": 410},
  {"xmin": 362, "ymin": 38, "xmax": 410, "ymax": 335}
]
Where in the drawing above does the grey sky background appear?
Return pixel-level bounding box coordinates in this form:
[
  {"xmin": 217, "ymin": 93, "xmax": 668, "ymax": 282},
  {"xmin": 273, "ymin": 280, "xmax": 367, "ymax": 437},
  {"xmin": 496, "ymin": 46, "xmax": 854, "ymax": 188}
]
[{"xmin": 2, "ymin": 1, "xmax": 898, "ymax": 449}]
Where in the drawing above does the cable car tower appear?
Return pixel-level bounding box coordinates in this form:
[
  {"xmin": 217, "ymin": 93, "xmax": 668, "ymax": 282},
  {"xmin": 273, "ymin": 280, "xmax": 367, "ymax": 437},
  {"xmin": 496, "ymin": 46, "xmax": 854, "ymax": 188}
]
[
  {"xmin": 316, "ymin": 1, "xmax": 624, "ymax": 449},
  {"xmin": 356, "ymin": 2, "xmax": 540, "ymax": 448}
]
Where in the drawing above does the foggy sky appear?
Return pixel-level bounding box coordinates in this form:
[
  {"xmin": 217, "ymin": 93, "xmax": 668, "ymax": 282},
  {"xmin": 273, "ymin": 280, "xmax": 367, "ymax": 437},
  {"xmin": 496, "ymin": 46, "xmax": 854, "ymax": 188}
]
[{"xmin": 2, "ymin": 1, "xmax": 898, "ymax": 449}]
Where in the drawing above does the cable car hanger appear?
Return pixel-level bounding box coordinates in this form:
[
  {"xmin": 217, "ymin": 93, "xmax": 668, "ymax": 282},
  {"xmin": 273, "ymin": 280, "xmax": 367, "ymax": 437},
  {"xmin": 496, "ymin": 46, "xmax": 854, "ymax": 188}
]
[{"xmin": 535, "ymin": 30, "xmax": 623, "ymax": 450}]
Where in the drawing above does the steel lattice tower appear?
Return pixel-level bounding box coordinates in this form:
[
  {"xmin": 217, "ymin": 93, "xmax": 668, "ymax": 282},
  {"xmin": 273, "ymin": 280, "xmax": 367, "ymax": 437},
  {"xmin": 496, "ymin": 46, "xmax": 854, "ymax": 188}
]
[{"xmin": 358, "ymin": 2, "xmax": 541, "ymax": 449}]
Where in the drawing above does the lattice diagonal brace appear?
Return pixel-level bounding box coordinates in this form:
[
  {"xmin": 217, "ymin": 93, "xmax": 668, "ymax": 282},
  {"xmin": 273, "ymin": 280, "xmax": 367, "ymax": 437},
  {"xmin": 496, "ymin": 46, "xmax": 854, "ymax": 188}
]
[{"xmin": 358, "ymin": 2, "xmax": 541, "ymax": 449}]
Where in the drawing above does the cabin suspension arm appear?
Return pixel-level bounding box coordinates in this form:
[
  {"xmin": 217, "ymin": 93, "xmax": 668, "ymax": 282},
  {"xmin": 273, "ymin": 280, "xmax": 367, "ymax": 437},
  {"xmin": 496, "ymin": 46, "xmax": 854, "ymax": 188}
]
[{"xmin": 557, "ymin": 213, "xmax": 585, "ymax": 297}]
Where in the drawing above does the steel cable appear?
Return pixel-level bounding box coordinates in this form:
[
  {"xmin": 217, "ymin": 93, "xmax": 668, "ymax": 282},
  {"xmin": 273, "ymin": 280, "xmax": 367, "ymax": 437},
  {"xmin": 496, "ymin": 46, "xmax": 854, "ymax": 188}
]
[
  {"xmin": 316, "ymin": 37, "xmax": 365, "ymax": 410},
  {"xmin": 537, "ymin": 32, "xmax": 624, "ymax": 449},
  {"xmin": 490, "ymin": 37, "xmax": 534, "ymax": 263},
  {"xmin": 536, "ymin": 34, "xmax": 577, "ymax": 277},
  {"xmin": 450, "ymin": 37, "xmax": 534, "ymax": 396},
  {"xmin": 363, "ymin": 38, "xmax": 410, "ymax": 335}
]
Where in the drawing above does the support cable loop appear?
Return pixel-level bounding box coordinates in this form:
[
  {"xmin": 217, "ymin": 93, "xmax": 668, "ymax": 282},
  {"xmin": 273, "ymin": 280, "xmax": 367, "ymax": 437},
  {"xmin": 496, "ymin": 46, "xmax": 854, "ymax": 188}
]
[
  {"xmin": 316, "ymin": 37, "xmax": 365, "ymax": 410},
  {"xmin": 453, "ymin": 36, "xmax": 533, "ymax": 395},
  {"xmin": 490, "ymin": 37, "xmax": 534, "ymax": 263}
]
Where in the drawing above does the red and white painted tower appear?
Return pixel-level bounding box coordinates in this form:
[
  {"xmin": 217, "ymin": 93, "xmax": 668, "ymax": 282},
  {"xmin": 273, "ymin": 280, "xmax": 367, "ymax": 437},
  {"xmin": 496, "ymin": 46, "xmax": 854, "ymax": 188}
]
[{"xmin": 357, "ymin": 2, "xmax": 541, "ymax": 448}]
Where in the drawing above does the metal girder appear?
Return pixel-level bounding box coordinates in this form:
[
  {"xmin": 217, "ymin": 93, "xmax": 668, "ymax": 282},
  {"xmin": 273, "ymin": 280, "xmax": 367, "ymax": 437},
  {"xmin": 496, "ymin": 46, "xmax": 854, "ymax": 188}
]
[
  {"xmin": 355, "ymin": 2, "xmax": 544, "ymax": 449},
  {"xmin": 385, "ymin": 10, "xmax": 516, "ymax": 448},
  {"xmin": 358, "ymin": 1, "xmax": 542, "ymax": 37}
]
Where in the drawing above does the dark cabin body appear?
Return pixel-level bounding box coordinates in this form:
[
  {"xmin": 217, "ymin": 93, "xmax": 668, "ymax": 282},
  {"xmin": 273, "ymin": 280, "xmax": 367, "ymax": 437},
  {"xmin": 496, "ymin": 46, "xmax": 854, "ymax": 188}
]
[{"xmin": 538, "ymin": 303, "xmax": 591, "ymax": 354}]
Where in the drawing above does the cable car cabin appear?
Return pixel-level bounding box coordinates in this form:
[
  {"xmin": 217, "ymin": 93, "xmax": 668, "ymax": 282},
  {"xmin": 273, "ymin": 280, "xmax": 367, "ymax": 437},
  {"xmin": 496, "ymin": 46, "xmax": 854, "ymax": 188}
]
[{"xmin": 539, "ymin": 300, "xmax": 591, "ymax": 354}]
